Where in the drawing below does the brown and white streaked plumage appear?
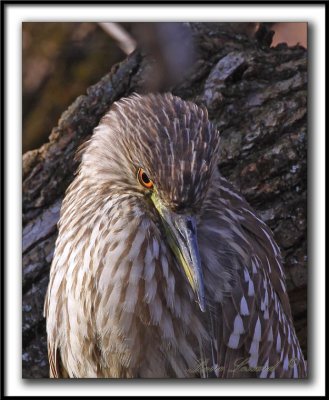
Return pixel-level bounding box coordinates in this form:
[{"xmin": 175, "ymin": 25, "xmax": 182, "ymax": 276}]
[{"xmin": 44, "ymin": 93, "xmax": 307, "ymax": 378}]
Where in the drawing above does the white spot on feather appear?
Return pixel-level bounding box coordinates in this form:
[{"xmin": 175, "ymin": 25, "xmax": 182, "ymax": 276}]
[
  {"xmin": 243, "ymin": 268, "xmax": 250, "ymax": 282},
  {"xmin": 276, "ymin": 332, "xmax": 281, "ymax": 352},
  {"xmin": 228, "ymin": 314, "xmax": 244, "ymax": 349},
  {"xmin": 144, "ymin": 278, "xmax": 157, "ymax": 304},
  {"xmin": 252, "ymin": 260, "xmax": 258, "ymax": 274},
  {"xmin": 254, "ymin": 317, "xmax": 261, "ymax": 341},
  {"xmin": 161, "ymin": 255, "xmax": 169, "ymax": 278},
  {"xmin": 248, "ymin": 318, "xmax": 261, "ymax": 367},
  {"xmin": 128, "ymin": 230, "xmax": 146, "ymax": 259},
  {"xmin": 144, "ymin": 259, "xmax": 155, "ymax": 282},
  {"xmin": 240, "ymin": 296, "xmax": 249, "ymax": 316},
  {"xmin": 267, "ymin": 325, "xmax": 273, "ymax": 342},
  {"xmin": 259, "ymin": 359, "xmax": 269, "ymax": 378},
  {"xmin": 233, "ymin": 314, "xmax": 245, "ymax": 334},
  {"xmin": 149, "ymin": 295, "xmax": 162, "ymax": 324},
  {"xmin": 248, "ymin": 279, "xmax": 255, "ymax": 296},
  {"xmin": 264, "ymin": 309, "xmax": 269, "ymax": 320},
  {"xmin": 283, "ymin": 354, "xmax": 289, "ymax": 371},
  {"xmin": 228, "ymin": 333, "xmax": 240, "ymax": 349},
  {"xmin": 153, "ymin": 238, "xmax": 159, "ymax": 259}
]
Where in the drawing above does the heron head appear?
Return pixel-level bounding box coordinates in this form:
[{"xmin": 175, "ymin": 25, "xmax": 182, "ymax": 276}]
[{"xmin": 82, "ymin": 93, "xmax": 220, "ymax": 312}]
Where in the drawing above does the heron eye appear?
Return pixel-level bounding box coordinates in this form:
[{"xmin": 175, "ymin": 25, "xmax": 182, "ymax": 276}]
[{"xmin": 137, "ymin": 168, "xmax": 154, "ymax": 189}]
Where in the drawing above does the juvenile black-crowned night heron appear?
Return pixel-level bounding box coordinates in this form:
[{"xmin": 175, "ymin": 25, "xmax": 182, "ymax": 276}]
[{"xmin": 44, "ymin": 93, "xmax": 307, "ymax": 378}]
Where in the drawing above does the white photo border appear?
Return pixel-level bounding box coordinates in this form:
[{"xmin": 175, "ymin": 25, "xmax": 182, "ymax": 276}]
[{"xmin": 3, "ymin": 2, "xmax": 326, "ymax": 397}]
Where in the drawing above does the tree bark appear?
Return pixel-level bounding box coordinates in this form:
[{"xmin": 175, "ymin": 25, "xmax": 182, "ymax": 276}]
[{"xmin": 22, "ymin": 23, "xmax": 307, "ymax": 378}]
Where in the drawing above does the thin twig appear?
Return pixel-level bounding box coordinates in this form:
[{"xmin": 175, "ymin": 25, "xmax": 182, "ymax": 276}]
[{"xmin": 98, "ymin": 22, "xmax": 136, "ymax": 55}]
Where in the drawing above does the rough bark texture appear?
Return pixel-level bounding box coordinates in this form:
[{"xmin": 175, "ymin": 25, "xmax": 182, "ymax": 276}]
[{"xmin": 22, "ymin": 23, "xmax": 307, "ymax": 378}]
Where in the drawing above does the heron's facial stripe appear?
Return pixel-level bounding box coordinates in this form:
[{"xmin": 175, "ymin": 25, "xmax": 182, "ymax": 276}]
[{"xmin": 137, "ymin": 168, "xmax": 154, "ymax": 189}]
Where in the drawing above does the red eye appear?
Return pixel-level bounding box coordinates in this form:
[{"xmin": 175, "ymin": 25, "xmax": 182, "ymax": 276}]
[{"xmin": 137, "ymin": 168, "xmax": 154, "ymax": 189}]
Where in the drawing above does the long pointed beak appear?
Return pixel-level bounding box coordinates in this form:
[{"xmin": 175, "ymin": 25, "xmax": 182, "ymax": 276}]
[{"xmin": 156, "ymin": 206, "xmax": 206, "ymax": 312}]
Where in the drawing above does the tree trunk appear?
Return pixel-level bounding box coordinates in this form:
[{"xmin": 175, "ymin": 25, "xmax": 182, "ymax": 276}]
[{"xmin": 22, "ymin": 23, "xmax": 307, "ymax": 378}]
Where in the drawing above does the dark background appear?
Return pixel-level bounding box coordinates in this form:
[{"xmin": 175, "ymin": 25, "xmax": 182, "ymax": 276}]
[{"xmin": 22, "ymin": 22, "xmax": 307, "ymax": 153}]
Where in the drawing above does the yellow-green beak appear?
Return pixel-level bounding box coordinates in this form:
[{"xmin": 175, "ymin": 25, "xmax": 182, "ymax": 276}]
[{"xmin": 151, "ymin": 193, "xmax": 206, "ymax": 312}]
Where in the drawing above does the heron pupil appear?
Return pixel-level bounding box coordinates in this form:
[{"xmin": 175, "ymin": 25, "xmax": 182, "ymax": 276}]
[{"xmin": 142, "ymin": 173, "xmax": 150, "ymax": 184}]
